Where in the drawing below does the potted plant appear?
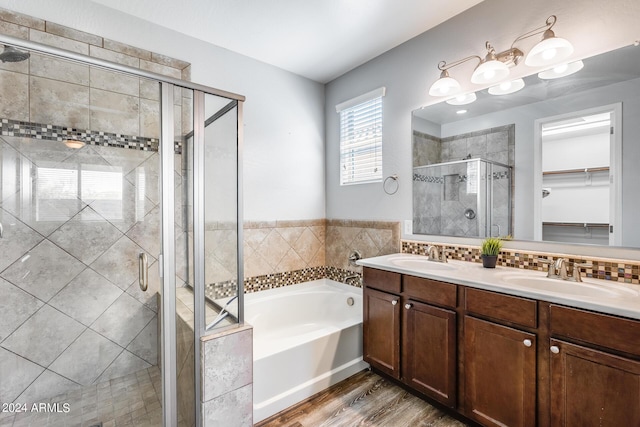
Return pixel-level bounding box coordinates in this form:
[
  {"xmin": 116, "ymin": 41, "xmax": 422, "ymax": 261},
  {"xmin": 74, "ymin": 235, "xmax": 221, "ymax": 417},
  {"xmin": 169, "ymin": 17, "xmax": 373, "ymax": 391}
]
[{"xmin": 481, "ymin": 237, "xmax": 502, "ymax": 268}]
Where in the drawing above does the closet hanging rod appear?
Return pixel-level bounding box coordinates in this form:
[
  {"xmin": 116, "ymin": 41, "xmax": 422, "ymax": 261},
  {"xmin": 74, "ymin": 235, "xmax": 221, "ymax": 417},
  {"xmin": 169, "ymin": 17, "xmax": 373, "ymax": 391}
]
[
  {"xmin": 542, "ymin": 166, "xmax": 609, "ymax": 176},
  {"xmin": 543, "ymin": 222, "xmax": 609, "ymax": 228}
]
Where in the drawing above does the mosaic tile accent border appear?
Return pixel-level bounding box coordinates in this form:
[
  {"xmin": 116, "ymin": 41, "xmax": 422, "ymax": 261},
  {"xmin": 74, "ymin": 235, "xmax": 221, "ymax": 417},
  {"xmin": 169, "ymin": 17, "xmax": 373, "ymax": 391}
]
[
  {"xmin": 413, "ymin": 170, "xmax": 510, "ymax": 184},
  {"xmin": 204, "ymin": 266, "xmax": 363, "ymax": 299},
  {"xmin": 402, "ymin": 240, "xmax": 640, "ymax": 284},
  {"xmin": 0, "ymin": 118, "xmax": 192, "ymax": 153},
  {"xmin": 413, "ymin": 173, "xmax": 443, "ymax": 184}
]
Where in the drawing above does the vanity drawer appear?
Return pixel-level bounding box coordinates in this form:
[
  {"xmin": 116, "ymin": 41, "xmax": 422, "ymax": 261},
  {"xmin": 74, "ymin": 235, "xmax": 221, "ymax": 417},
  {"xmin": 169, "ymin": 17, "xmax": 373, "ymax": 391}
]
[
  {"xmin": 363, "ymin": 267, "xmax": 401, "ymax": 294},
  {"xmin": 550, "ymin": 305, "xmax": 640, "ymax": 357},
  {"xmin": 465, "ymin": 288, "xmax": 537, "ymax": 328},
  {"xmin": 403, "ymin": 275, "xmax": 457, "ymax": 308}
]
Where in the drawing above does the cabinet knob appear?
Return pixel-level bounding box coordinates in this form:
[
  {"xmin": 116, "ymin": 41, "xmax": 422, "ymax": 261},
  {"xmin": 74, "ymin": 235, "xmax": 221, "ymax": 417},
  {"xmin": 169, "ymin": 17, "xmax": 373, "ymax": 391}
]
[
  {"xmin": 523, "ymin": 339, "xmax": 532, "ymax": 347},
  {"xmin": 391, "ymin": 299, "xmax": 398, "ymax": 306},
  {"xmin": 405, "ymin": 303, "xmax": 412, "ymax": 310},
  {"xmin": 550, "ymin": 345, "xmax": 560, "ymax": 354}
]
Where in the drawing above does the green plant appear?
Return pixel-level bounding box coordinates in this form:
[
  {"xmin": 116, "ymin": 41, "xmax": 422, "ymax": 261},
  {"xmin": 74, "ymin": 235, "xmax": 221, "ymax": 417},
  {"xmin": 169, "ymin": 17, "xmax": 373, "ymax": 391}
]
[{"xmin": 481, "ymin": 237, "xmax": 503, "ymax": 256}]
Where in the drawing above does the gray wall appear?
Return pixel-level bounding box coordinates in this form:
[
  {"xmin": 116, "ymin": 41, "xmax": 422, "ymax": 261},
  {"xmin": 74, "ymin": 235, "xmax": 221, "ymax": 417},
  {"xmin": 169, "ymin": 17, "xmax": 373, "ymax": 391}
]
[{"xmin": 325, "ymin": 0, "xmax": 640, "ymax": 228}]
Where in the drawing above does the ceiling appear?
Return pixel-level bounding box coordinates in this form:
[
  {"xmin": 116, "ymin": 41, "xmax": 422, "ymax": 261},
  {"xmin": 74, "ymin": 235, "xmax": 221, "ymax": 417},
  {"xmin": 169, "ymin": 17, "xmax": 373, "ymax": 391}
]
[{"xmin": 88, "ymin": 0, "xmax": 484, "ymax": 83}]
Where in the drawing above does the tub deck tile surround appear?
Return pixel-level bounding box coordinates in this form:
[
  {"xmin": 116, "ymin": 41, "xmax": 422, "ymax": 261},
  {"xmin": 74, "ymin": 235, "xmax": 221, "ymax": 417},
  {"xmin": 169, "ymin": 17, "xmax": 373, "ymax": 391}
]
[
  {"xmin": 256, "ymin": 370, "xmax": 467, "ymax": 427},
  {"xmin": 402, "ymin": 240, "xmax": 640, "ymax": 284},
  {"xmin": 201, "ymin": 324, "xmax": 254, "ymax": 427}
]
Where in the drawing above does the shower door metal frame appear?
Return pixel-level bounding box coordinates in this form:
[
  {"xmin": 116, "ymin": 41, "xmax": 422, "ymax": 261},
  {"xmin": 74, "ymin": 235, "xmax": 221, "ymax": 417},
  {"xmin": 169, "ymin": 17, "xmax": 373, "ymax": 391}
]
[{"xmin": 0, "ymin": 33, "xmax": 245, "ymax": 427}]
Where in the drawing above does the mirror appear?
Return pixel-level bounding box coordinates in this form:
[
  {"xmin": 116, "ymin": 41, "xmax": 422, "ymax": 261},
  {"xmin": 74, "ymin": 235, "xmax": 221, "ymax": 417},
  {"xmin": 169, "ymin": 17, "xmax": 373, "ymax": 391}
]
[{"xmin": 412, "ymin": 43, "xmax": 640, "ymax": 248}]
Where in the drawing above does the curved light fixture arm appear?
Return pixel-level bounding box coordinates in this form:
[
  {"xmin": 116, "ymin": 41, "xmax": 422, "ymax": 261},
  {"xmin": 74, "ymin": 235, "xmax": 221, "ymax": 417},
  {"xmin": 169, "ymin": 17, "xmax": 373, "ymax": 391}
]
[
  {"xmin": 510, "ymin": 15, "xmax": 557, "ymax": 49},
  {"xmin": 438, "ymin": 55, "xmax": 481, "ymax": 72}
]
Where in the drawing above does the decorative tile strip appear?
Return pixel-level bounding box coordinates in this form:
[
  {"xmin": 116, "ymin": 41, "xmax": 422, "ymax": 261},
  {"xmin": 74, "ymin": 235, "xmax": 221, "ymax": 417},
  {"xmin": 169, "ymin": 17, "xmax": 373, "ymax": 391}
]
[
  {"xmin": 0, "ymin": 118, "xmax": 184, "ymax": 153},
  {"xmin": 413, "ymin": 173, "xmax": 443, "ymax": 183},
  {"xmin": 205, "ymin": 266, "xmax": 364, "ymax": 299},
  {"xmin": 402, "ymin": 240, "xmax": 640, "ymax": 284}
]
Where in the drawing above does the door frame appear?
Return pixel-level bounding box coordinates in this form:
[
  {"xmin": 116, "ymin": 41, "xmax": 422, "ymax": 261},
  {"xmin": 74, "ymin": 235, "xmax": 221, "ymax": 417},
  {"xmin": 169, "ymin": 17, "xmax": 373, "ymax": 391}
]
[{"xmin": 533, "ymin": 103, "xmax": 622, "ymax": 245}]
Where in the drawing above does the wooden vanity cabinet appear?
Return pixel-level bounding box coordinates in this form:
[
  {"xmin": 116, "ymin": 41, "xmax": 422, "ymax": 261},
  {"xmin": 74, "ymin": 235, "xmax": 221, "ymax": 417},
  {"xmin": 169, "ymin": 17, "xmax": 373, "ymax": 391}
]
[
  {"xmin": 402, "ymin": 276, "xmax": 457, "ymax": 408},
  {"xmin": 463, "ymin": 289, "xmax": 538, "ymax": 427},
  {"xmin": 362, "ymin": 268, "xmax": 401, "ymax": 378},
  {"xmin": 362, "ymin": 268, "xmax": 457, "ymax": 406},
  {"xmin": 362, "ymin": 266, "xmax": 640, "ymax": 427},
  {"xmin": 549, "ymin": 305, "xmax": 640, "ymax": 426}
]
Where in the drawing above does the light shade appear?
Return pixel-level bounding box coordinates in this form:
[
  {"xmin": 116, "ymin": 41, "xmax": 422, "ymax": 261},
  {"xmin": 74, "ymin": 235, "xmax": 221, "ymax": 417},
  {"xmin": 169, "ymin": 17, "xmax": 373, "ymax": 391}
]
[
  {"xmin": 471, "ymin": 59, "xmax": 510, "ymax": 84},
  {"xmin": 525, "ymin": 29, "xmax": 574, "ymax": 66},
  {"xmin": 63, "ymin": 139, "xmax": 85, "ymax": 149},
  {"xmin": 446, "ymin": 92, "xmax": 477, "ymax": 105},
  {"xmin": 488, "ymin": 78, "xmax": 525, "ymax": 95},
  {"xmin": 428, "ymin": 70, "xmax": 461, "ymax": 96},
  {"xmin": 538, "ymin": 60, "xmax": 584, "ymax": 79}
]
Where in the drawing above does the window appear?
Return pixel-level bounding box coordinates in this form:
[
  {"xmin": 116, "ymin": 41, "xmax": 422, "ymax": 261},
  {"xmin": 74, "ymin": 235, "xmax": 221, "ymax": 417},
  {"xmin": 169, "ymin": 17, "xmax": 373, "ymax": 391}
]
[{"xmin": 336, "ymin": 87, "xmax": 385, "ymax": 185}]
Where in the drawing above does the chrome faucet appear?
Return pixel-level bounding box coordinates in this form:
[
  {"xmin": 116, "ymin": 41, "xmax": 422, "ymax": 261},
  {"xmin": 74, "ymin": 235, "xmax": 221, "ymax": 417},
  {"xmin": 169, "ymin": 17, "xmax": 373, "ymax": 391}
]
[
  {"xmin": 568, "ymin": 261, "xmax": 593, "ymax": 282},
  {"xmin": 425, "ymin": 245, "xmax": 448, "ymax": 263},
  {"xmin": 539, "ymin": 257, "xmax": 593, "ymax": 282},
  {"xmin": 554, "ymin": 258, "xmax": 569, "ymax": 280}
]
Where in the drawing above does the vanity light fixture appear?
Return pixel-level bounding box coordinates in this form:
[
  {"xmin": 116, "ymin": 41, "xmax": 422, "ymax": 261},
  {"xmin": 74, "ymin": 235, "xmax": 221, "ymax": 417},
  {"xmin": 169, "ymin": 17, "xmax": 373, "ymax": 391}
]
[
  {"xmin": 446, "ymin": 92, "xmax": 477, "ymax": 105},
  {"xmin": 488, "ymin": 78, "xmax": 525, "ymax": 95},
  {"xmin": 470, "ymin": 43, "xmax": 510, "ymax": 84},
  {"xmin": 428, "ymin": 15, "xmax": 573, "ymax": 96},
  {"xmin": 538, "ymin": 60, "xmax": 584, "ymax": 79},
  {"xmin": 428, "ymin": 68, "xmax": 461, "ymax": 96}
]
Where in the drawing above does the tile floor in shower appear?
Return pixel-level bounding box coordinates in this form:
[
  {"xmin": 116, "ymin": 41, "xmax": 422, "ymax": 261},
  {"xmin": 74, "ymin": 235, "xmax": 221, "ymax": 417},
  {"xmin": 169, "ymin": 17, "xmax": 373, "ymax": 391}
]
[{"xmin": 0, "ymin": 366, "xmax": 183, "ymax": 427}]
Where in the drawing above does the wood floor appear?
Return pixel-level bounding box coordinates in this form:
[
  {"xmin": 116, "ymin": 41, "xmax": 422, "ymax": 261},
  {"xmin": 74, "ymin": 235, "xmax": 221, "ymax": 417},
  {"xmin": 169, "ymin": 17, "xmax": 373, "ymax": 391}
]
[{"xmin": 256, "ymin": 370, "xmax": 469, "ymax": 427}]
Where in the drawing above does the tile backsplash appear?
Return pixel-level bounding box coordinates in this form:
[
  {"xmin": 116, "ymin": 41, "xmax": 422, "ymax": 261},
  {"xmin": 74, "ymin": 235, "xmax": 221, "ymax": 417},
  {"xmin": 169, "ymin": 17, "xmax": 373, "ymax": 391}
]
[
  {"xmin": 237, "ymin": 219, "xmax": 401, "ymax": 294},
  {"xmin": 402, "ymin": 240, "xmax": 640, "ymax": 284}
]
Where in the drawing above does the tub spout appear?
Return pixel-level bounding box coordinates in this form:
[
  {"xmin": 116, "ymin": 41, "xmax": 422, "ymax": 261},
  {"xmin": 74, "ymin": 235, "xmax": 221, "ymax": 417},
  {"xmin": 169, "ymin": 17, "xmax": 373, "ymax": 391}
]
[{"xmin": 343, "ymin": 273, "xmax": 362, "ymax": 286}]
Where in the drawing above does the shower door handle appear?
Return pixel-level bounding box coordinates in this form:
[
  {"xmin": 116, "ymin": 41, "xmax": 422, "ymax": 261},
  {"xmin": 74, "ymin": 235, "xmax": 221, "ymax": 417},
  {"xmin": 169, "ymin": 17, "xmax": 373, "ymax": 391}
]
[
  {"xmin": 138, "ymin": 253, "xmax": 149, "ymax": 291},
  {"xmin": 0, "ymin": 222, "xmax": 3, "ymax": 238}
]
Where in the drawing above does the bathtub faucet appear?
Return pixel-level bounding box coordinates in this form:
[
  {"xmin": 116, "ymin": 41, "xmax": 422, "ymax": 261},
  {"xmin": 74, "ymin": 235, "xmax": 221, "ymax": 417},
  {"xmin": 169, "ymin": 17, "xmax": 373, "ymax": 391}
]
[{"xmin": 343, "ymin": 273, "xmax": 362, "ymax": 286}]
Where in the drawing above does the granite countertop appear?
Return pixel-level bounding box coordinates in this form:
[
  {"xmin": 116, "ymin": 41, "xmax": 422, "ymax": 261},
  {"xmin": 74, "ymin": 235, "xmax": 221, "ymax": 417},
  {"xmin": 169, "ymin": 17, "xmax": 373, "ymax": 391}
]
[{"xmin": 357, "ymin": 253, "xmax": 640, "ymax": 320}]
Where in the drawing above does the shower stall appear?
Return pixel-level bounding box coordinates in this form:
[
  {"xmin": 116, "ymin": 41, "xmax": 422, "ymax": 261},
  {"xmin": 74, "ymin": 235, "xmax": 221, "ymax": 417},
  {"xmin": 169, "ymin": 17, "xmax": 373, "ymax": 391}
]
[
  {"xmin": 413, "ymin": 158, "xmax": 512, "ymax": 238},
  {"xmin": 0, "ymin": 32, "xmax": 243, "ymax": 427}
]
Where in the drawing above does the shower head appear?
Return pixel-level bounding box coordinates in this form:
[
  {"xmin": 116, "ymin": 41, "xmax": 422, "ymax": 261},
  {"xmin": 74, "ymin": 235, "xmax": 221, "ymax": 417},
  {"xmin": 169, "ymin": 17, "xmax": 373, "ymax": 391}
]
[{"xmin": 0, "ymin": 45, "xmax": 30, "ymax": 63}]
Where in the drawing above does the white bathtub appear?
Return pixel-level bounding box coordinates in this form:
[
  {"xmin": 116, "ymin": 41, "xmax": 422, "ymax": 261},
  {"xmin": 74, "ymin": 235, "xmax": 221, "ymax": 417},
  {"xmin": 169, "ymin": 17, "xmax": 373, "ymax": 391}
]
[{"xmin": 246, "ymin": 279, "xmax": 369, "ymax": 423}]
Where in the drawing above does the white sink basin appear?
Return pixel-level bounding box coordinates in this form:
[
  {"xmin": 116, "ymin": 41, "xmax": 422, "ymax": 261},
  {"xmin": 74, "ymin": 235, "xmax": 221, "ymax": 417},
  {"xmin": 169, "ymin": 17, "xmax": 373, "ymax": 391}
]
[
  {"xmin": 500, "ymin": 274, "xmax": 639, "ymax": 299},
  {"xmin": 388, "ymin": 256, "xmax": 458, "ymax": 271}
]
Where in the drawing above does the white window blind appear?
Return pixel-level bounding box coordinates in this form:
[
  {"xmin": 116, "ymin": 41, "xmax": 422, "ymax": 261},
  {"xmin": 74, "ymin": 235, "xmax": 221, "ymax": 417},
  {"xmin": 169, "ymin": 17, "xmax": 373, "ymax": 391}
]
[{"xmin": 336, "ymin": 87, "xmax": 385, "ymax": 185}]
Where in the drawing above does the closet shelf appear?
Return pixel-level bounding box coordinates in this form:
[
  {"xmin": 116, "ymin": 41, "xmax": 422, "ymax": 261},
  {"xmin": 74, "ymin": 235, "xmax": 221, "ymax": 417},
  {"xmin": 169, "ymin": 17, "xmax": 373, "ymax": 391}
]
[
  {"xmin": 542, "ymin": 166, "xmax": 609, "ymax": 176},
  {"xmin": 543, "ymin": 222, "xmax": 609, "ymax": 228}
]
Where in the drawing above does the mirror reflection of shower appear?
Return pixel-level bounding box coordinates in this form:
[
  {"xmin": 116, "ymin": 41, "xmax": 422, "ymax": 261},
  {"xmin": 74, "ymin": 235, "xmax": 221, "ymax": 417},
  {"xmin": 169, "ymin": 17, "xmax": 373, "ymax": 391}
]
[{"xmin": 413, "ymin": 158, "xmax": 512, "ymax": 238}]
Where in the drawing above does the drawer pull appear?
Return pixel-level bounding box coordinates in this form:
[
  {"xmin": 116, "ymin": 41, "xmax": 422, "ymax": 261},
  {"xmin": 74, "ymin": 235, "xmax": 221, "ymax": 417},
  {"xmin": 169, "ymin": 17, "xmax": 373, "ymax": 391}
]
[
  {"xmin": 405, "ymin": 303, "xmax": 413, "ymax": 310},
  {"xmin": 550, "ymin": 345, "xmax": 560, "ymax": 354},
  {"xmin": 391, "ymin": 299, "xmax": 398, "ymax": 306},
  {"xmin": 523, "ymin": 339, "xmax": 532, "ymax": 347}
]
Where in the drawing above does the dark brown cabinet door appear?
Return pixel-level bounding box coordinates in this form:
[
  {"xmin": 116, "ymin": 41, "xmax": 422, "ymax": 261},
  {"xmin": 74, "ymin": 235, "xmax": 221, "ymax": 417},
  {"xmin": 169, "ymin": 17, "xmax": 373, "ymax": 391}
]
[
  {"xmin": 403, "ymin": 299, "xmax": 456, "ymax": 408},
  {"xmin": 464, "ymin": 316, "xmax": 536, "ymax": 427},
  {"xmin": 550, "ymin": 339, "xmax": 640, "ymax": 427},
  {"xmin": 363, "ymin": 287, "xmax": 401, "ymax": 379}
]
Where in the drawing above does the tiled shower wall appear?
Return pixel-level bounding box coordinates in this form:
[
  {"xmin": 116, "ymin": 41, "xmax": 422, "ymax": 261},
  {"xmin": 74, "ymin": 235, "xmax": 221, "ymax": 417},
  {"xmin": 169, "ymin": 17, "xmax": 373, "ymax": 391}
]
[
  {"xmin": 0, "ymin": 7, "xmax": 193, "ymax": 406},
  {"xmin": 0, "ymin": 135, "xmax": 161, "ymax": 405},
  {"xmin": 413, "ymin": 125, "xmax": 515, "ymax": 237},
  {"xmin": 0, "ymin": 6, "xmax": 191, "ymax": 141}
]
